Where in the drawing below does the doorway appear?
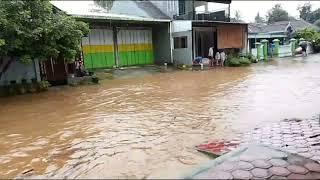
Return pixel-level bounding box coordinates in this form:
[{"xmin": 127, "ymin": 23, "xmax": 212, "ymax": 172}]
[{"xmin": 193, "ymin": 27, "xmax": 216, "ymax": 58}]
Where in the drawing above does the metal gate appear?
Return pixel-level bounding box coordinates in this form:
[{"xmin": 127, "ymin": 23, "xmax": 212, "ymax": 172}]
[
  {"xmin": 117, "ymin": 28, "xmax": 154, "ymax": 66},
  {"xmin": 81, "ymin": 29, "xmax": 115, "ymax": 69}
]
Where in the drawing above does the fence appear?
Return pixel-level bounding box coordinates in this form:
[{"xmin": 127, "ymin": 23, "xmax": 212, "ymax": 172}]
[{"xmin": 278, "ymin": 44, "xmax": 292, "ymax": 58}]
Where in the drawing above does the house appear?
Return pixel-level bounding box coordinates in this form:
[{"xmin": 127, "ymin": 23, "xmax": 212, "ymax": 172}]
[
  {"xmin": 166, "ymin": 0, "xmax": 247, "ymax": 65},
  {"xmin": 51, "ymin": 0, "xmax": 248, "ymax": 69},
  {"xmin": 248, "ymin": 19, "xmax": 318, "ymax": 50}
]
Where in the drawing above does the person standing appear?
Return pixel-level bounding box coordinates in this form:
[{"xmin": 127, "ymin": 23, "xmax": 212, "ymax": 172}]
[
  {"xmin": 215, "ymin": 50, "xmax": 221, "ymax": 66},
  {"xmin": 220, "ymin": 49, "xmax": 226, "ymax": 66},
  {"xmin": 208, "ymin": 46, "xmax": 214, "ymax": 67}
]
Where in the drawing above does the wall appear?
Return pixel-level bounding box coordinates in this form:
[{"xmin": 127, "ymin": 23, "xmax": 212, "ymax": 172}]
[
  {"xmin": 217, "ymin": 24, "xmax": 247, "ymax": 49},
  {"xmin": 153, "ymin": 23, "xmax": 172, "ymax": 64},
  {"xmin": 172, "ymin": 31, "xmax": 193, "ymax": 65},
  {"xmin": 0, "ymin": 57, "xmax": 40, "ymax": 85}
]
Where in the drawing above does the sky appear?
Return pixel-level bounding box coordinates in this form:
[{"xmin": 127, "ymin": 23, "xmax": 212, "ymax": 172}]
[{"xmin": 230, "ymin": 1, "xmax": 320, "ymax": 23}]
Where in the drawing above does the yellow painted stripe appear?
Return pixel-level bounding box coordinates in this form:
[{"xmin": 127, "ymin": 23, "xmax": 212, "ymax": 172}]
[
  {"xmin": 82, "ymin": 45, "xmax": 114, "ymax": 54},
  {"xmin": 118, "ymin": 44, "xmax": 153, "ymax": 52}
]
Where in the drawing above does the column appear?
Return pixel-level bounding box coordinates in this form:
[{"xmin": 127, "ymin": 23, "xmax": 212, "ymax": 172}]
[
  {"xmin": 261, "ymin": 39, "xmax": 268, "ymax": 60},
  {"xmin": 289, "ymin": 38, "xmax": 297, "ymax": 56},
  {"xmin": 272, "ymin": 39, "xmax": 280, "ymax": 57},
  {"xmin": 255, "ymin": 42, "xmax": 262, "ymax": 60}
]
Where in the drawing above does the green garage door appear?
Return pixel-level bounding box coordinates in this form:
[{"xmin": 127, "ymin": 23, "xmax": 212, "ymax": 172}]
[
  {"xmin": 117, "ymin": 28, "xmax": 154, "ymax": 66},
  {"xmin": 82, "ymin": 29, "xmax": 116, "ymax": 69}
]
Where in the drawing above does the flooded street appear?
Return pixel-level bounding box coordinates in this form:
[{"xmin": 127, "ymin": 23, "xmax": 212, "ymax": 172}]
[{"xmin": 1, "ymin": 55, "xmax": 320, "ymax": 178}]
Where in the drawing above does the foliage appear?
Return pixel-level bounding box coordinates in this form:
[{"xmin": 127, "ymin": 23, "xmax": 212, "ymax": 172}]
[
  {"xmin": 246, "ymin": 54, "xmax": 257, "ymax": 63},
  {"xmin": 0, "ymin": 0, "xmax": 89, "ymax": 63},
  {"xmin": 266, "ymin": 4, "xmax": 289, "ymax": 24},
  {"xmin": 234, "ymin": 10, "xmax": 242, "ymax": 22},
  {"xmin": 238, "ymin": 58, "xmax": 251, "ymax": 66},
  {"xmin": 295, "ymin": 28, "xmax": 320, "ymax": 53},
  {"xmin": 225, "ymin": 55, "xmax": 252, "ymax": 67},
  {"xmin": 94, "ymin": 0, "xmax": 115, "ymax": 12},
  {"xmin": 314, "ymin": 19, "xmax": 320, "ymax": 28},
  {"xmin": 254, "ymin": 12, "xmax": 265, "ymax": 24},
  {"xmin": 309, "ymin": 9, "xmax": 320, "ymax": 23},
  {"xmin": 298, "ymin": 3, "xmax": 312, "ymax": 22},
  {"xmin": 37, "ymin": 80, "xmax": 50, "ymax": 91}
]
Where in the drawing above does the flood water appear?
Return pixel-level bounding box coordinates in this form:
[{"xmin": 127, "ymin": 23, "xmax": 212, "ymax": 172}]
[{"xmin": 1, "ymin": 55, "xmax": 320, "ymax": 178}]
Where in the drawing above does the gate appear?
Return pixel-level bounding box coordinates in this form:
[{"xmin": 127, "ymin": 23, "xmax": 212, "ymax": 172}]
[
  {"xmin": 117, "ymin": 28, "xmax": 154, "ymax": 66},
  {"xmin": 40, "ymin": 57, "xmax": 68, "ymax": 84},
  {"xmin": 81, "ymin": 28, "xmax": 116, "ymax": 69}
]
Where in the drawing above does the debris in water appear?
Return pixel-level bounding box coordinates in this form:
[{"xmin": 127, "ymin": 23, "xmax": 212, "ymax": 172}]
[
  {"xmin": 195, "ymin": 140, "xmax": 239, "ymax": 156},
  {"xmin": 22, "ymin": 169, "xmax": 34, "ymax": 175},
  {"xmin": 309, "ymin": 134, "xmax": 320, "ymax": 138}
]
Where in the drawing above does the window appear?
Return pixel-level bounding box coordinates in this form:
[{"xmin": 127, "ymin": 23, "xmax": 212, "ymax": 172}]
[
  {"xmin": 174, "ymin": 36, "xmax": 187, "ymax": 49},
  {"xmin": 178, "ymin": 0, "xmax": 185, "ymax": 15}
]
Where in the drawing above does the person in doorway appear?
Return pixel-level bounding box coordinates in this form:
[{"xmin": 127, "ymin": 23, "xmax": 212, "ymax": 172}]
[
  {"xmin": 208, "ymin": 46, "xmax": 214, "ymax": 67},
  {"xmin": 215, "ymin": 50, "xmax": 221, "ymax": 66},
  {"xmin": 220, "ymin": 49, "xmax": 226, "ymax": 67}
]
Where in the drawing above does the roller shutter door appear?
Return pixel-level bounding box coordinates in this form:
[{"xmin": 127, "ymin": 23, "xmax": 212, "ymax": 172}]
[
  {"xmin": 81, "ymin": 29, "xmax": 115, "ymax": 69},
  {"xmin": 117, "ymin": 28, "xmax": 154, "ymax": 66}
]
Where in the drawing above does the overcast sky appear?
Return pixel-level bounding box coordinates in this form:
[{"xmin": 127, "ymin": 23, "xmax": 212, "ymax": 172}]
[{"xmin": 230, "ymin": 1, "xmax": 320, "ymax": 23}]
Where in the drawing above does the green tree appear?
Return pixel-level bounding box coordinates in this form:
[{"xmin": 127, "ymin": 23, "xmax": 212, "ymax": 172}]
[
  {"xmin": 254, "ymin": 12, "xmax": 265, "ymax": 24},
  {"xmin": 234, "ymin": 10, "xmax": 242, "ymax": 22},
  {"xmin": 0, "ymin": 0, "xmax": 89, "ymax": 79},
  {"xmin": 314, "ymin": 19, "xmax": 320, "ymax": 28},
  {"xmin": 309, "ymin": 8, "xmax": 320, "ymax": 23},
  {"xmin": 94, "ymin": 0, "xmax": 115, "ymax": 12},
  {"xmin": 298, "ymin": 3, "xmax": 312, "ymax": 22},
  {"xmin": 266, "ymin": 4, "xmax": 289, "ymax": 24},
  {"xmin": 296, "ymin": 27, "xmax": 320, "ymax": 52}
]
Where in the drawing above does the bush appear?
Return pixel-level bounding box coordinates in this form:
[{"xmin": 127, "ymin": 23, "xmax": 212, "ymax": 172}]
[
  {"xmin": 225, "ymin": 57, "xmax": 251, "ymax": 67},
  {"xmin": 239, "ymin": 58, "xmax": 251, "ymax": 66},
  {"xmin": 225, "ymin": 58, "xmax": 241, "ymax": 67},
  {"xmin": 37, "ymin": 81, "xmax": 51, "ymax": 91}
]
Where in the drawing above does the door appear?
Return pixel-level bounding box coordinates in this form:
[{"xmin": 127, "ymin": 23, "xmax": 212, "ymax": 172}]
[
  {"xmin": 117, "ymin": 28, "xmax": 154, "ymax": 66},
  {"xmin": 81, "ymin": 28, "xmax": 115, "ymax": 69}
]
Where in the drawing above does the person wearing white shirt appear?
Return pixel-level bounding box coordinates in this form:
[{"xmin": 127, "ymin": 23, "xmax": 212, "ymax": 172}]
[
  {"xmin": 220, "ymin": 50, "xmax": 226, "ymax": 66},
  {"xmin": 208, "ymin": 46, "xmax": 214, "ymax": 67},
  {"xmin": 215, "ymin": 51, "xmax": 221, "ymax": 66}
]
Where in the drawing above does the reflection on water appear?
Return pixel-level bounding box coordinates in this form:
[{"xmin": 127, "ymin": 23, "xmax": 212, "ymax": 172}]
[{"xmin": 1, "ymin": 55, "xmax": 320, "ymax": 178}]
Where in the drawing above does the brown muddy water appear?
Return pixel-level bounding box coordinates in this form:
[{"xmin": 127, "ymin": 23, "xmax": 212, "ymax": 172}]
[{"xmin": 1, "ymin": 55, "xmax": 320, "ymax": 178}]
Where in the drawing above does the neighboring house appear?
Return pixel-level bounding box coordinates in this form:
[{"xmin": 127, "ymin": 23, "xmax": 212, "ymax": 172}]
[
  {"xmin": 248, "ymin": 19, "xmax": 318, "ymax": 50},
  {"xmin": 51, "ymin": 0, "xmax": 248, "ymax": 68},
  {"xmin": 0, "ymin": 57, "xmax": 41, "ymax": 86}
]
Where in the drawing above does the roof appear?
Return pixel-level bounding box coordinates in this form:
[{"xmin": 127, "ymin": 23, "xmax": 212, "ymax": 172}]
[
  {"xmin": 50, "ymin": 0, "xmax": 170, "ymax": 22},
  {"xmin": 248, "ymin": 19, "xmax": 318, "ymax": 34}
]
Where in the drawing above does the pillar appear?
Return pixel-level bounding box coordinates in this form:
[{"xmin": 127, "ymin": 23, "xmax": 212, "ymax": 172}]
[
  {"xmin": 289, "ymin": 38, "xmax": 297, "ymax": 56},
  {"xmin": 255, "ymin": 42, "xmax": 262, "ymax": 60},
  {"xmin": 261, "ymin": 39, "xmax": 268, "ymax": 60},
  {"xmin": 272, "ymin": 39, "xmax": 280, "ymax": 57}
]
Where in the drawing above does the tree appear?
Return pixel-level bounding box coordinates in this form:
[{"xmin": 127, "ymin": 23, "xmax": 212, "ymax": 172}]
[
  {"xmin": 254, "ymin": 12, "xmax": 265, "ymax": 24},
  {"xmin": 309, "ymin": 8, "xmax": 320, "ymax": 23},
  {"xmin": 234, "ymin": 10, "xmax": 242, "ymax": 22},
  {"xmin": 295, "ymin": 27, "xmax": 320, "ymax": 52},
  {"xmin": 298, "ymin": 2, "xmax": 312, "ymax": 22},
  {"xmin": 266, "ymin": 4, "xmax": 289, "ymax": 24},
  {"xmin": 0, "ymin": 0, "xmax": 89, "ymax": 79},
  {"xmin": 94, "ymin": 0, "xmax": 114, "ymax": 12},
  {"xmin": 314, "ymin": 19, "xmax": 320, "ymax": 28}
]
